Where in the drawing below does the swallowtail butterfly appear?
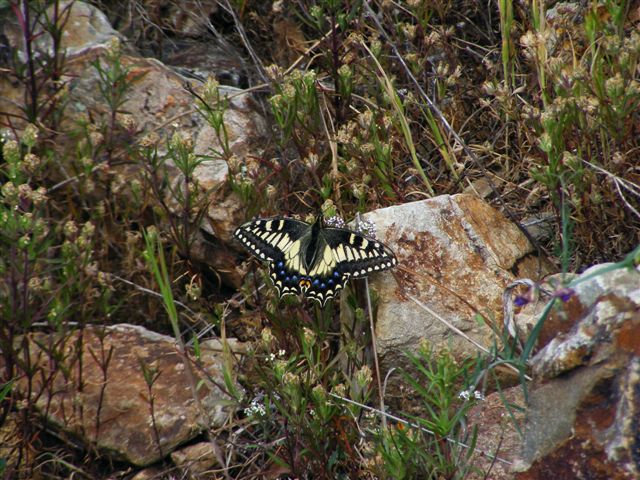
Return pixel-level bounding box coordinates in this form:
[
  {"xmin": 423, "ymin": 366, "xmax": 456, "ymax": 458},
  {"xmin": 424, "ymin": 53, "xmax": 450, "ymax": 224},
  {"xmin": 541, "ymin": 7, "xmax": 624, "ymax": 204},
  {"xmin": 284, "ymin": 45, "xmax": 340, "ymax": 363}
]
[{"xmin": 234, "ymin": 215, "xmax": 397, "ymax": 305}]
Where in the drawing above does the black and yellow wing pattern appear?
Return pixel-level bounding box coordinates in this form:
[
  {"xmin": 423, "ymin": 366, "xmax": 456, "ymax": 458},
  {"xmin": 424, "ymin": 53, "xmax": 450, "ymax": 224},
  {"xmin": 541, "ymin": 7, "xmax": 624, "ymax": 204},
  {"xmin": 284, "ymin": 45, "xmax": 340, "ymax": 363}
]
[{"xmin": 234, "ymin": 215, "xmax": 397, "ymax": 305}]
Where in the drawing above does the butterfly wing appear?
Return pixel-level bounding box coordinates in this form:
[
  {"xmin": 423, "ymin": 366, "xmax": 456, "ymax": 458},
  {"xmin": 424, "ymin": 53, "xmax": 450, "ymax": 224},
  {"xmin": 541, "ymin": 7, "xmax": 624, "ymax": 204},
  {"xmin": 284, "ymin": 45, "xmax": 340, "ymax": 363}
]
[
  {"xmin": 322, "ymin": 227, "xmax": 397, "ymax": 277},
  {"xmin": 234, "ymin": 217, "xmax": 309, "ymax": 262},
  {"xmin": 234, "ymin": 217, "xmax": 397, "ymax": 306},
  {"xmin": 303, "ymin": 228, "xmax": 397, "ymax": 305},
  {"xmin": 234, "ymin": 217, "xmax": 312, "ymax": 299}
]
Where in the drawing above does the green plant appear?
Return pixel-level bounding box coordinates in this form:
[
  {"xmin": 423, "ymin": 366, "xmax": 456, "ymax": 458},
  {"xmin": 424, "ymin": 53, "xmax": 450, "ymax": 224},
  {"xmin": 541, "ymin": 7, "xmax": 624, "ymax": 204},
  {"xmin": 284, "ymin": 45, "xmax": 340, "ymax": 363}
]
[
  {"xmin": 0, "ymin": 125, "xmax": 113, "ymax": 477},
  {"xmin": 138, "ymin": 131, "xmax": 208, "ymax": 262},
  {"xmin": 138, "ymin": 356, "xmax": 163, "ymax": 458},
  {"xmin": 90, "ymin": 37, "xmax": 143, "ymax": 164},
  {"xmin": 374, "ymin": 345, "xmax": 482, "ymax": 479},
  {"xmin": 521, "ymin": 0, "xmax": 640, "ymax": 267},
  {"xmin": 363, "ymin": 41, "xmax": 435, "ymax": 195},
  {"xmin": 241, "ymin": 310, "xmax": 374, "ymax": 479},
  {"xmin": 498, "ymin": 0, "xmax": 516, "ymax": 91},
  {"xmin": 192, "ymin": 78, "xmax": 232, "ymax": 159},
  {"xmin": 269, "ymin": 69, "xmax": 322, "ymax": 151}
]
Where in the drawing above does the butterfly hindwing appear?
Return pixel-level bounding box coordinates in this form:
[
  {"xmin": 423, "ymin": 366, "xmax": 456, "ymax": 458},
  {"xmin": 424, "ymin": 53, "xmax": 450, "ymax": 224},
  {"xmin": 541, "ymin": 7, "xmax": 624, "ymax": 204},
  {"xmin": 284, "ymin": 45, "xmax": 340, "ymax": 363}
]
[
  {"xmin": 267, "ymin": 257, "xmax": 347, "ymax": 304},
  {"xmin": 234, "ymin": 216, "xmax": 397, "ymax": 306}
]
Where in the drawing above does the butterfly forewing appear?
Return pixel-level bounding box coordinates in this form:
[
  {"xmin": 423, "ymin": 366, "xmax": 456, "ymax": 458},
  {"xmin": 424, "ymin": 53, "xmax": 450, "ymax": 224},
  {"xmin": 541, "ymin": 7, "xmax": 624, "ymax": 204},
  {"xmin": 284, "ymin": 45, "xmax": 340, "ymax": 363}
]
[
  {"xmin": 322, "ymin": 228, "xmax": 397, "ymax": 277},
  {"xmin": 234, "ymin": 216, "xmax": 397, "ymax": 306},
  {"xmin": 233, "ymin": 217, "xmax": 309, "ymax": 262}
]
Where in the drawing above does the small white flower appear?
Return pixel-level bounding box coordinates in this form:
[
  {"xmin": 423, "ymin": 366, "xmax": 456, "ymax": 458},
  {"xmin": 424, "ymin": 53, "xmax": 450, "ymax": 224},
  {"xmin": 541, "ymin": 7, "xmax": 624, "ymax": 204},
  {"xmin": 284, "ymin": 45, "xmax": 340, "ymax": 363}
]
[
  {"xmin": 474, "ymin": 391, "xmax": 486, "ymax": 401},
  {"xmin": 459, "ymin": 388, "xmax": 485, "ymax": 401},
  {"xmin": 244, "ymin": 399, "xmax": 267, "ymax": 418}
]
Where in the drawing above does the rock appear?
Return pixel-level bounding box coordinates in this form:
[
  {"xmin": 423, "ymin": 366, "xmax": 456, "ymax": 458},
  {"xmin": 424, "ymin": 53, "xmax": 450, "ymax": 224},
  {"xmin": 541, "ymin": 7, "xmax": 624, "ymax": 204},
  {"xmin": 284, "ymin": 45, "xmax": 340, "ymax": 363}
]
[
  {"xmin": 10, "ymin": 324, "xmax": 243, "ymax": 466},
  {"xmin": 352, "ymin": 194, "xmax": 551, "ymax": 376},
  {"xmin": 130, "ymin": 466, "xmax": 167, "ymax": 480},
  {"xmin": 512, "ymin": 263, "xmax": 640, "ymax": 479},
  {"xmin": 162, "ymin": 40, "xmax": 247, "ymax": 87},
  {"xmin": 520, "ymin": 213, "xmax": 555, "ymax": 243},
  {"xmin": 171, "ymin": 441, "xmax": 219, "ymax": 478},
  {"xmin": 152, "ymin": 0, "xmax": 219, "ymax": 38},
  {"xmin": 546, "ymin": 2, "xmax": 586, "ymax": 25},
  {"xmin": 0, "ymin": 0, "xmax": 120, "ymax": 124},
  {"xmin": 2, "ymin": 1, "xmax": 120, "ymax": 60},
  {"xmin": 467, "ymin": 386, "xmax": 525, "ymax": 480}
]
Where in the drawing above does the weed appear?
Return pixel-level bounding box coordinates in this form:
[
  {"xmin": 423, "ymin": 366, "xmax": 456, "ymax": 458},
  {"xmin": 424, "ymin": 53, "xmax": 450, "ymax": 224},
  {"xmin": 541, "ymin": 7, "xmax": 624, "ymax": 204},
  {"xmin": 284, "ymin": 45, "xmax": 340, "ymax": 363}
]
[
  {"xmin": 0, "ymin": 126, "xmax": 112, "ymax": 477},
  {"xmin": 373, "ymin": 345, "xmax": 482, "ymax": 480},
  {"xmin": 520, "ymin": 0, "xmax": 640, "ymax": 266},
  {"xmin": 90, "ymin": 38, "xmax": 144, "ymax": 164},
  {"xmin": 5, "ymin": 0, "xmax": 72, "ymax": 129}
]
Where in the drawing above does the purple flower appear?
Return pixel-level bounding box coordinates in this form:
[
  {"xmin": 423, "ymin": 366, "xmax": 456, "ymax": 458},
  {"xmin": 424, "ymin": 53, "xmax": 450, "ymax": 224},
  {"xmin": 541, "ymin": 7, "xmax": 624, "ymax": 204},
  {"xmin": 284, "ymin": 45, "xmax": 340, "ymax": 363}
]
[
  {"xmin": 555, "ymin": 288, "xmax": 574, "ymax": 302},
  {"xmin": 514, "ymin": 295, "xmax": 529, "ymax": 307}
]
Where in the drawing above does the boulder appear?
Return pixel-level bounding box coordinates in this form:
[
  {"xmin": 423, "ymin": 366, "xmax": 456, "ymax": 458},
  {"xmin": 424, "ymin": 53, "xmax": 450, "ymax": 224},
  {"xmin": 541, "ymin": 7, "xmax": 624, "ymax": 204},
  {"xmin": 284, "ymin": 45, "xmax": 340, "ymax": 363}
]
[
  {"xmin": 10, "ymin": 324, "xmax": 242, "ymax": 466},
  {"xmin": 351, "ymin": 194, "xmax": 551, "ymax": 375},
  {"xmin": 513, "ymin": 263, "xmax": 640, "ymax": 479}
]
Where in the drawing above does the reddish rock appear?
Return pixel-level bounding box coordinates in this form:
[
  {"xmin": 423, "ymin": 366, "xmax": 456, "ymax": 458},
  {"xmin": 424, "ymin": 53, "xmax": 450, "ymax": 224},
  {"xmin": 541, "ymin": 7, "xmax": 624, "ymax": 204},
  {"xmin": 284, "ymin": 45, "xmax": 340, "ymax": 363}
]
[
  {"xmin": 10, "ymin": 324, "xmax": 241, "ymax": 466},
  {"xmin": 513, "ymin": 264, "xmax": 640, "ymax": 479},
  {"xmin": 467, "ymin": 386, "xmax": 525, "ymax": 480}
]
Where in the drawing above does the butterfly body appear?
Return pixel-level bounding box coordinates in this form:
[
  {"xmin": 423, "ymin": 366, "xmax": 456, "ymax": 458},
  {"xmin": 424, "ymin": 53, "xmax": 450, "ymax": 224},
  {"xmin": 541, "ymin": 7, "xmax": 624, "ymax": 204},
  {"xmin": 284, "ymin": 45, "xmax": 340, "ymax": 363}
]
[{"xmin": 234, "ymin": 215, "xmax": 397, "ymax": 305}]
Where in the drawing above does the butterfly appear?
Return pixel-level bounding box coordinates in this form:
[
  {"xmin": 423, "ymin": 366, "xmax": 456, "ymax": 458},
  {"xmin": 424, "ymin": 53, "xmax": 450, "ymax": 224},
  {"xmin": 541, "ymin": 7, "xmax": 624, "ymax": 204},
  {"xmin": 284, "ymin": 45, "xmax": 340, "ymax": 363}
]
[{"xmin": 234, "ymin": 215, "xmax": 397, "ymax": 306}]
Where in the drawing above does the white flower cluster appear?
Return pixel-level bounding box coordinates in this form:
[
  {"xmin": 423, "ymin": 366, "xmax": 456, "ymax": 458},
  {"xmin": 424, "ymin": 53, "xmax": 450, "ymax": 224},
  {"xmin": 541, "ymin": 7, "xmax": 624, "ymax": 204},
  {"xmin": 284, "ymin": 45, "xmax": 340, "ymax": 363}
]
[
  {"xmin": 458, "ymin": 388, "xmax": 485, "ymax": 401},
  {"xmin": 266, "ymin": 349, "xmax": 287, "ymax": 362},
  {"xmin": 244, "ymin": 399, "xmax": 266, "ymax": 418}
]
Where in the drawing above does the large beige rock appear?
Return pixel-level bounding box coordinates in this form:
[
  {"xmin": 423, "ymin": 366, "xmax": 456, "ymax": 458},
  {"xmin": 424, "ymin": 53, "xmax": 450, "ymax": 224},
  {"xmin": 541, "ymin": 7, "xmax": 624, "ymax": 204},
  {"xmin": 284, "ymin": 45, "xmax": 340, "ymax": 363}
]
[
  {"xmin": 11, "ymin": 324, "xmax": 242, "ymax": 466},
  {"xmin": 355, "ymin": 194, "xmax": 550, "ymax": 372}
]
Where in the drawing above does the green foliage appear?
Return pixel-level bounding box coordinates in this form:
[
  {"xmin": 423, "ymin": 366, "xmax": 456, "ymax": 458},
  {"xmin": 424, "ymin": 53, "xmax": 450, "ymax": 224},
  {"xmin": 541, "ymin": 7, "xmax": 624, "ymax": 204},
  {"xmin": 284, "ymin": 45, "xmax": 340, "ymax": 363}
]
[
  {"xmin": 520, "ymin": 0, "xmax": 640, "ymax": 265},
  {"xmin": 0, "ymin": 126, "xmax": 109, "ymax": 328},
  {"xmin": 193, "ymin": 78, "xmax": 232, "ymax": 159},
  {"xmin": 90, "ymin": 38, "xmax": 144, "ymax": 163},
  {"xmin": 373, "ymin": 345, "xmax": 482, "ymax": 479},
  {"xmin": 143, "ymin": 228, "xmax": 180, "ymax": 339},
  {"xmin": 137, "ymin": 130, "xmax": 209, "ymax": 260},
  {"xmin": 242, "ymin": 313, "xmax": 373, "ymax": 479},
  {"xmin": 270, "ymin": 69, "xmax": 321, "ymax": 147}
]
